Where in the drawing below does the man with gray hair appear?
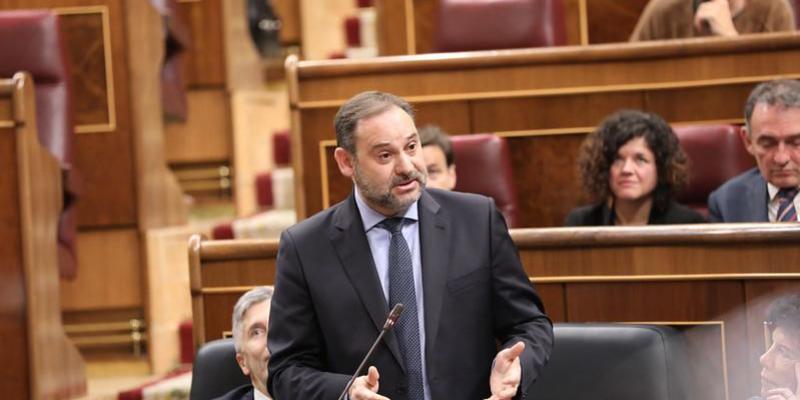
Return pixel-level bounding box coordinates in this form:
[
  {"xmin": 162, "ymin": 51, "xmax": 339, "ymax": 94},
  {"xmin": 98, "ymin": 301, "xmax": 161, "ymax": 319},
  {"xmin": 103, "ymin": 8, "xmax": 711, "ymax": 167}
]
[
  {"xmin": 708, "ymin": 79, "xmax": 800, "ymax": 222},
  {"xmin": 215, "ymin": 286, "xmax": 273, "ymax": 400}
]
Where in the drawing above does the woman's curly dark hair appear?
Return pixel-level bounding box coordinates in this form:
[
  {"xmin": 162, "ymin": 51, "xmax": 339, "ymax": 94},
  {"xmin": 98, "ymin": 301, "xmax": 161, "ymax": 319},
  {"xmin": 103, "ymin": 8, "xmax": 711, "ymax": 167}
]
[{"xmin": 578, "ymin": 109, "xmax": 689, "ymax": 212}]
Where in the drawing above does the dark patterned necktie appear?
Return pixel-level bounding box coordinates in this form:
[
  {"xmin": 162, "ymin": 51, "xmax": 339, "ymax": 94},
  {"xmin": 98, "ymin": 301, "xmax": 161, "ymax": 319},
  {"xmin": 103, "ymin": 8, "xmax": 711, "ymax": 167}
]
[
  {"xmin": 379, "ymin": 217, "xmax": 424, "ymax": 400},
  {"xmin": 776, "ymin": 188, "xmax": 798, "ymax": 222}
]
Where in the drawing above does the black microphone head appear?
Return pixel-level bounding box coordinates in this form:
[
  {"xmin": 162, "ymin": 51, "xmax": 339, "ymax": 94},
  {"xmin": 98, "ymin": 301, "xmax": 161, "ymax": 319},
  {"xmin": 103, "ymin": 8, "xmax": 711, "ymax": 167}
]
[{"xmin": 383, "ymin": 303, "xmax": 404, "ymax": 330}]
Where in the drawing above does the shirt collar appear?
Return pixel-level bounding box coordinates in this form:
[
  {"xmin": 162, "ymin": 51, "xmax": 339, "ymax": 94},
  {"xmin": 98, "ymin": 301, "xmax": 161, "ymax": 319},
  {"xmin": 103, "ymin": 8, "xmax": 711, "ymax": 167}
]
[
  {"xmin": 767, "ymin": 182, "xmax": 800, "ymax": 201},
  {"xmin": 254, "ymin": 386, "xmax": 271, "ymax": 400},
  {"xmin": 354, "ymin": 188, "xmax": 419, "ymax": 232}
]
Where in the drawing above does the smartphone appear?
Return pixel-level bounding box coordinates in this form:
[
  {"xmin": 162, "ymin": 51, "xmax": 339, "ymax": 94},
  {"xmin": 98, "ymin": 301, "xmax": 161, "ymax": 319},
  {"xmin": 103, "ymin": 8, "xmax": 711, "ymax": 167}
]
[{"xmin": 693, "ymin": 0, "xmax": 711, "ymax": 14}]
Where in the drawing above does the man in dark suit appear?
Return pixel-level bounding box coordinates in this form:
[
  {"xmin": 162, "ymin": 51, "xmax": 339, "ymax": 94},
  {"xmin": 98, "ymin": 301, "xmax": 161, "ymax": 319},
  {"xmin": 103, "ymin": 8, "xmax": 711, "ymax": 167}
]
[
  {"xmin": 215, "ymin": 286, "xmax": 273, "ymax": 400},
  {"xmin": 708, "ymin": 79, "xmax": 800, "ymax": 222},
  {"xmin": 267, "ymin": 91, "xmax": 553, "ymax": 400}
]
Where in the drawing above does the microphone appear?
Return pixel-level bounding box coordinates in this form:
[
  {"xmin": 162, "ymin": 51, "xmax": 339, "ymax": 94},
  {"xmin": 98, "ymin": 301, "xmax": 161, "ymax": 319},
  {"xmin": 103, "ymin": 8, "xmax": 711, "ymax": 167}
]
[{"xmin": 336, "ymin": 303, "xmax": 404, "ymax": 400}]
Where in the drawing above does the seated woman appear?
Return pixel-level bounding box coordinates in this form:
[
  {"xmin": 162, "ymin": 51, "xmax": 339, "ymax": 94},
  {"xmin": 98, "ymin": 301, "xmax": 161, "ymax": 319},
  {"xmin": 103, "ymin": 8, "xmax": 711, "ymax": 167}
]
[{"xmin": 565, "ymin": 110, "xmax": 706, "ymax": 226}]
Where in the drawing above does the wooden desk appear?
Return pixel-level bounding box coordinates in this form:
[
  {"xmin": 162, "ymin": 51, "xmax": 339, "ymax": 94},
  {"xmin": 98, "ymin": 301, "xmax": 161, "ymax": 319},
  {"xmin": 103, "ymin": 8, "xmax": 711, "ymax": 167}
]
[
  {"xmin": 0, "ymin": 73, "xmax": 85, "ymax": 399},
  {"xmin": 286, "ymin": 32, "xmax": 800, "ymax": 227},
  {"xmin": 189, "ymin": 223, "xmax": 800, "ymax": 399}
]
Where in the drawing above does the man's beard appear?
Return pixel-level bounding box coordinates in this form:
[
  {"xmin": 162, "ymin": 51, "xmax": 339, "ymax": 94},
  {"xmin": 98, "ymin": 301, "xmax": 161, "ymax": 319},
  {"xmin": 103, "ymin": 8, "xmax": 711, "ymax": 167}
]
[{"xmin": 354, "ymin": 162, "xmax": 427, "ymax": 214}]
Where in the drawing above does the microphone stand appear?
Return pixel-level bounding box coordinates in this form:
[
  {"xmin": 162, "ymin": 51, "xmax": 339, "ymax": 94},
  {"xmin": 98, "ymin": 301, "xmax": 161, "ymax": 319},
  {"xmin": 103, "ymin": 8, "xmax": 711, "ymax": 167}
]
[{"xmin": 336, "ymin": 304, "xmax": 404, "ymax": 400}]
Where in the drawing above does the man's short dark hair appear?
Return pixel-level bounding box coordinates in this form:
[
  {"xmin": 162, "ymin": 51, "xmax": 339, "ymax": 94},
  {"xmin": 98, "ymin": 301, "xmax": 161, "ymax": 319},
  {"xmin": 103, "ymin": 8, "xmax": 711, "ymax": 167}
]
[
  {"xmin": 767, "ymin": 294, "xmax": 800, "ymax": 335},
  {"xmin": 334, "ymin": 91, "xmax": 415, "ymax": 155},
  {"xmin": 744, "ymin": 79, "xmax": 800, "ymax": 132},
  {"xmin": 418, "ymin": 125, "xmax": 454, "ymax": 166}
]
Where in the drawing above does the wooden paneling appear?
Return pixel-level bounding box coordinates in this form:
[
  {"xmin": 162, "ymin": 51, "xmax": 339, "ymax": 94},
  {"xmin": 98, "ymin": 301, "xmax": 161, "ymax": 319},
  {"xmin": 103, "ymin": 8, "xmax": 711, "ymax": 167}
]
[
  {"xmin": 60, "ymin": 229, "xmax": 142, "ymax": 311},
  {"xmin": 288, "ymin": 34, "xmax": 800, "ymax": 224},
  {"xmin": 0, "ymin": 0, "xmax": 139, "ymax": 228},
  {"xmin": 188, "ymin": 224, "xmax": 800, "ymax": 399},
  {"xmin": 411, "ymin": 0, "xmax": 438, "ymax": 54},
  {"xmin": 375, "ymin": 0, "xmax": 410, "ymax": 56},
  {"xmin": 0, "ymin": 103, "xmax": 28, "ymax": 400},
  {"xmin": 273, "ymin": 0, "xmax": 301, "ymax": 45},
  {"xmin": 586, "ymin": 0, "xmax": 650, "ymax": 43},
  {"xmin": 535, "ymin": 283, "xmax": 565, "ymax": 322},
  {"xmin": 165, "ymin": 89, "xmax": 232, "ymax": 164},
  {"xmin": 378, "ymin": 0, "xmax": 663, "ymax": 53},
  {"xmin": 0, "ymin": 73, "xmax": 85, "ymax": 399},
  {"xmin": 507, "ymin": 135, "xmax": 585, "ymax": 227},
  {"xmin": 567, "ymin": 281, "xmax": 744, "ymax": 398},
  {"xmin": 176, "ymin": 0, "xmax": 226, "ymax": 87},
  {"xmin": 59, "ymin": 10, "xmax": 112, "ymax": 128},
  {"xmin": 298, "ymin": 0, "xmax": 355, "ymax": 60}
]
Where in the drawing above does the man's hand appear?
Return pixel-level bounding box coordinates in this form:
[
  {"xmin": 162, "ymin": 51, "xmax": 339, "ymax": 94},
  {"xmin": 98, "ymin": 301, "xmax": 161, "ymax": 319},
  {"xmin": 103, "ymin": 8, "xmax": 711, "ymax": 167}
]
[
  {"xmin": 485, "ymin": 341, "xmax": 525, "ymax": 400},
  {"xmin": 349, "ymin": 366, "xmax": 390, "ymax": 400},
  {"xmin": 694, "ymin": 0, "xmax": 739, "ymax": 36},
  {"xmin": 764, "ymin": 363, "xmax": 800, "ymax": 400}
]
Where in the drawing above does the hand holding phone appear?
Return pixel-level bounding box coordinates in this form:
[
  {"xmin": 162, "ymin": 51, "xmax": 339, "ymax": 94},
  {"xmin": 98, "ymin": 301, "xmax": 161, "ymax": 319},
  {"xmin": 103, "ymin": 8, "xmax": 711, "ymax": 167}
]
[{"xmin": 693, "ymin": 0, "xmax": 739, "ymax": 36}]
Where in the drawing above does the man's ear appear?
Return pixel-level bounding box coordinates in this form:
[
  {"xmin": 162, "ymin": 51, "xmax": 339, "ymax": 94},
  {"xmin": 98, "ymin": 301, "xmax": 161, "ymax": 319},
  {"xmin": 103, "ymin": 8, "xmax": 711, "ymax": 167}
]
[
  {"xmin": 740, "ymin": 125, "xmax": 756, "ymax": 156},
  {"xmin": 334, "ymin": 147, "xmax": 355, "ymax": 179},
  {"xmin": 236, "ymin": 352, "xmax": 251, "ymax": 376}
]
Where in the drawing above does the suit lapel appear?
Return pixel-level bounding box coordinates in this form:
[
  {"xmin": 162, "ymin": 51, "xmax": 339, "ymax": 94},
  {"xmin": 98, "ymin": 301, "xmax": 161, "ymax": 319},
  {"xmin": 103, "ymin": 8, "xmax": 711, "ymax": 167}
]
[
  {"xmin": 747, "ymin": 171, "xmax": 769, "ymax": 222},
  {"xmin": 330, "ymin": 194, "xmax": 404, "ymax": 367},
  {"xmin": 418, "ymin": 191, "xmax": 450, "ymax": 366}
]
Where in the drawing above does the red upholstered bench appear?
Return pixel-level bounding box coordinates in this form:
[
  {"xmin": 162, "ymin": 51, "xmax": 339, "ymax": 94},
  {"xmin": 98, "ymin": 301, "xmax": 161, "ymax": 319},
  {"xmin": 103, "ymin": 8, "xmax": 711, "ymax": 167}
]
[
  {"xmin": 433, "ymin": 0, "xmax": 566, "ymax": 52},
  {"xmin": 674, "ymin": 124, "xmax": 755, "ymax": 216}
]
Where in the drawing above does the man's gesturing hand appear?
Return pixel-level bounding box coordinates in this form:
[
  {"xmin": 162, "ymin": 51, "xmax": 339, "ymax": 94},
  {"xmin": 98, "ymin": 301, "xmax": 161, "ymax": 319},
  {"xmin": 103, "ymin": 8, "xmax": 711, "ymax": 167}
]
[
  {"xmin": 349, "ymin": 366, "xmax": 390, "ymax": 400},
  {"xmin": 486, "ymin": 341, "xmax": 525, "ymax": 400}
]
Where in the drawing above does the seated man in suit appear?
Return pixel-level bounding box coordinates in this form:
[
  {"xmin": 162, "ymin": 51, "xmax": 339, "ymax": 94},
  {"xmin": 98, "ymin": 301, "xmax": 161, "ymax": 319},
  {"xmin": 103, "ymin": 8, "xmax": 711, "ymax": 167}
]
[
  {"xmin": 419, "ymin": 125, "xmax": 457, "ymax": 191},
  {"xmin": 708, "ymin": 79, "xmax": 800, "ymax": 222},
  {"xmin": 630, "ymin": 0, "xmax": 794, "ymax": 41},
  {"xmin": 267, "ymin": 91, "xmax": 553, "ymax": 400},
  {"xmin": 216, "ymin": 286, "xmax": 274, "ymax": 400},
  {"xmin": 758, "ymin": 294, "xmax": 800, "ymax": 400}
]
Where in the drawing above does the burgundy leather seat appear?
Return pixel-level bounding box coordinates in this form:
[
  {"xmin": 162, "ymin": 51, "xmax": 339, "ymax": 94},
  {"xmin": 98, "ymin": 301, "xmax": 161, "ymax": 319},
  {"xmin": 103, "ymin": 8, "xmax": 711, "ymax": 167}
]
[
  {"xmin": 674, "ymin": 124, "xmax": 755, "ymax": 216},
  {"xmin": 434, "ymin": 0, "xmax": 566, "ymax": 52},
  {"xmin": 451, "ymin": 134, "xmax": 520, "ymax": 228},
  {"xmin": 0, "ymin": 10, "xmax": 79, "ymax": 279}
]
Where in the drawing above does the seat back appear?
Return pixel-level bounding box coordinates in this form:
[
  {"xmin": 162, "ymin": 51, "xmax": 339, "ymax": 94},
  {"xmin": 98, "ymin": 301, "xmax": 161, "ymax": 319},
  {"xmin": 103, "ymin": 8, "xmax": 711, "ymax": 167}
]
[
  {"xmin": 434, "ymin": 0, "xmax": 566, "ymax": 52},
  {"xmin": 529, "ymin": 323, "xmax": 690, "ymax": 400},
  {"xmin": 0, "ymin": 10, "xmax": 78, "ymax": 278},
  {"xmin": 673, "ymin": 124, "xmax": 755, "ymax": 216},
  {"xmin": 189, "ymin": 338, "xmax": 250, "ymax": 400},
  {"xmin": 451, "ymin": 134, "xmax": 520, "ymax": 228}
]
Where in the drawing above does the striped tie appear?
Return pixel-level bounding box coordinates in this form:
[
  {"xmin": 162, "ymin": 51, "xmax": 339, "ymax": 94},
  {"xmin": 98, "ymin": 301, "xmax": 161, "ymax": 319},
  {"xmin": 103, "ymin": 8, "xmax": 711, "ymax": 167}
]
[
  {"xmin": 776, "ymin": 188, "xmax": 798, "ymax": 222},
  {"xmin": 379, "ymin": 217, "xmax": 424, "ymax": 400}
]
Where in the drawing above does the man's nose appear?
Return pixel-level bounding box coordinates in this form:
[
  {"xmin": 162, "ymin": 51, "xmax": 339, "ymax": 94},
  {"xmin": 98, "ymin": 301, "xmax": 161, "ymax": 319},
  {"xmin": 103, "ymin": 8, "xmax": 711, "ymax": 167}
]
[
  {"xmin": 774, "ymin": 142, "xmax": 790, "ymax": 164},
  {"xmin": 760, "ymin": 345, "xmax": 775, "ymax": 367},
  {"xmin": 395, "ymin": 153, "xmax": 414, "ymax": 173}
]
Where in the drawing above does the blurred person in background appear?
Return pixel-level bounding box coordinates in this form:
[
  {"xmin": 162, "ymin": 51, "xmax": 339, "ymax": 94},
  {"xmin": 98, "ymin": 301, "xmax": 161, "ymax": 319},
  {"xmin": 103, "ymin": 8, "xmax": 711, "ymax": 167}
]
[
  {"xmin": 630, "ymin": 0, "xmax": 794, "ymax": 41},
  {"xmin": 757, "ymin": 294, "xmax": 800, "ymax": 400},
  {"xmin": 419, "ymin": 125, "xmax": 457, "ymax": 191}
]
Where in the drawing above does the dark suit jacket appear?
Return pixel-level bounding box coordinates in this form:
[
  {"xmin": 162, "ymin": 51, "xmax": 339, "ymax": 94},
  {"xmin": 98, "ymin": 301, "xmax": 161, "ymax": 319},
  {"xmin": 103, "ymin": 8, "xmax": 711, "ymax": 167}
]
[
  {"xmin": 707, "ymin": 168, "xmax": 769, "ymax": 222},
  {"xmin": 267, "ymin": 189, "xmax": 553, "ymax": 400},
  {"xmin": 564, "ymin": 200, "xmax": 706, "ymax": 226},
  {"xmin": 212, "ymin": 384, "xmax": 254, "ymax": 400}
]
